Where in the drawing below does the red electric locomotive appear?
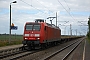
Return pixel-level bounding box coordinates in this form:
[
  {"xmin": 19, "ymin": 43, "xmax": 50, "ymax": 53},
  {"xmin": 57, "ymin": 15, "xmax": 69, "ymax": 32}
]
[{"xmin": 22, "ymin": 19, "xmax": 61, "ymax": 49}]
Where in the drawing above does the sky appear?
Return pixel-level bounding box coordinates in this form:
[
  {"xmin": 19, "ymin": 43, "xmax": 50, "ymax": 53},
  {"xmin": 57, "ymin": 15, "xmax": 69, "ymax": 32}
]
[{"xmin": 0, "ymin": 0, "xmax": 90, "ymax": 35}]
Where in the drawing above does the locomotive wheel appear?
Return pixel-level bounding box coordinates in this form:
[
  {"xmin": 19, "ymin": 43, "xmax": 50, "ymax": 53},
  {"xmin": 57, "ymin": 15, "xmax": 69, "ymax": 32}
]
[
  {"xmin": 41, "ymin": 43, "xmax": 47, "ymax": 49},
  {"xmin": 31, "ymin": 46, "xmax": 35, "ymax": 50},
  {"xmin": 22, "ymin": 45, "xmax": 26, "ymax": 50}
]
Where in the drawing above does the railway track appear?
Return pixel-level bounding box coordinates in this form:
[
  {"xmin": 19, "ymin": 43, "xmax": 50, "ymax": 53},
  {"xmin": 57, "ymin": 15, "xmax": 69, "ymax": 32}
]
[
  {"xmin": 0, "ymin": 45, "xmax": 46, "ymax": 60},
  {"xmin": 0, "ymin": 46, "xmax": 33, "ymax": 60},
  {"xmin": 0, "ymin": 37, "xmax": 84, "ymax": 60},
  {"xmin": 0, "ymin": 48, "xmax": 40, "ymax": 60},
  {"xmin": 43, "ymin": 38, "xmax": 84, "ymax": 60},
  {"xmin": 8, "ymin": 50, "xmax": 39, "ymax": 60},
  {"xmin": 16, "ymin": 38, "xmax": 84, "ymax": 60},
  {"xmin": 0, "ymin": 46, "xmax": 23, "ymax": 59}
]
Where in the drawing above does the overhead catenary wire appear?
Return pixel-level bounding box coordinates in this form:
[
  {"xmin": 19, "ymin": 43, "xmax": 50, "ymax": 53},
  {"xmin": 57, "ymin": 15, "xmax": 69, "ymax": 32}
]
[
  {"xmin": 20, "ymin": 0, "xmax": 44, "ymax": 13},
  {"xmin": 57, "ymin": 0, "xmax": 76, "ymax": 21},
  {"xmin": 64, "ymin": 0, "xmax": 76, "ymax": 18},
  {"xmin": 20, "ymin": 0, "xmax": 56, "ymax": 20},
  {"xmin": 20, "ymin": 0, "xmax": 53, "ymax": 20},
  {"xmin": 20, "ymin": 0, "xmax": 58, "ymax": 23},
  {"xmin": 20, "ymin": 0, "xmax": 54, "ymax": 14},
  {"xmin": 36, "ymin": 0, "xmax": 53, "ymax": 13},
  {"xmin": 36, "ymin": 0, "xmax": 55, "ymax": 20},
  {"xmin": 63, "ymin": 0, "xmax": 70, "ymax": 12}
]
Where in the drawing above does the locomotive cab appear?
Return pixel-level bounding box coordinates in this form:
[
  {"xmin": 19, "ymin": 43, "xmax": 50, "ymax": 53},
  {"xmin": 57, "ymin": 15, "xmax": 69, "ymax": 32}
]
[
  {"xmin": 23, "ymin": 19, "xmax": 45, "ymax": 49},
  {"xmin": 23, "ymin": 23, "xmax": 41, "ymax": 47}
]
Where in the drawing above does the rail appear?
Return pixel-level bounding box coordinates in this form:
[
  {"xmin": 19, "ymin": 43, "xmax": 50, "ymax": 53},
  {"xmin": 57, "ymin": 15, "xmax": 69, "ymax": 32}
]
[{"xmin": 43, "ymin": 38, "xmax": 84, "ymax": 60}]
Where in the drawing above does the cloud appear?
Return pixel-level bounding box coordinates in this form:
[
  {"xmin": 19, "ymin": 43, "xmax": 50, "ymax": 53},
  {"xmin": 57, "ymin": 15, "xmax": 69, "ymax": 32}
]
[{"xmin": 0, "ymin": 0, "xmax": 89, "ymax": 35}]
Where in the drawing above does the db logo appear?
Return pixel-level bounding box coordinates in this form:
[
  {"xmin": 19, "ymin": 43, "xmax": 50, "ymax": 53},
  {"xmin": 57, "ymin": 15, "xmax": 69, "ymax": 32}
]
[{"xmin": 30, "ymin": 34, "xmax": 34, "ymax": 36}]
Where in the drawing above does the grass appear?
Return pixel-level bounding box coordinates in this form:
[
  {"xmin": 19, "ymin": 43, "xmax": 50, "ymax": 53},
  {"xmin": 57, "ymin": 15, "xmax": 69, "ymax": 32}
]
[
  {"xmin": 0, "ymin": 34, "xmax": 85, "ymax": 47},
  {"xmin": 86, "ymin": 36, "xmax": 90, "ymax": 43},
  {"xmin": 0, "ymin": 34, "xmax": 23, "ymax": 47}
]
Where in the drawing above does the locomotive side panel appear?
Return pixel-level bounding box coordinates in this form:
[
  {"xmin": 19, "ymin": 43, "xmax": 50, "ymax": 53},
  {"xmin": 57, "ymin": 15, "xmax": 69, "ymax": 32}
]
[
  {"xmin": 39, "ymin": 23, "xmax": 46, "ymax": 43},
  {"xmin": 44, "ymin": 25, "xmax": 61, "ymax": 42}
]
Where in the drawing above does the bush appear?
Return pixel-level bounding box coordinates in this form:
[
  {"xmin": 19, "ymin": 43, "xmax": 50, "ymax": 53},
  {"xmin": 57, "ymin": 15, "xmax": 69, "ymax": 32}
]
[
  {"xmin": 87, "ymin": 32, "xmax": 90, "ymax": 39},
  {"xmin": 0, "ymin": 34, "xmax": 23, "ymax": 47}
]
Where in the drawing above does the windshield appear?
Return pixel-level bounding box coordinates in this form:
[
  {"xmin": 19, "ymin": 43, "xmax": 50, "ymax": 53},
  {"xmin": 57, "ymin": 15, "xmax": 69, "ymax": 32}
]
[
  {"xmin": 25, "ymin": 23, "xmax": 40, "ymax": 31},
  {"xmin": 33, "ymin": 25, "xmax": 40, "ymax": 30},
  {"xmin": 26, "ymin": 25, "xmax": 33, "ymax": 30}
]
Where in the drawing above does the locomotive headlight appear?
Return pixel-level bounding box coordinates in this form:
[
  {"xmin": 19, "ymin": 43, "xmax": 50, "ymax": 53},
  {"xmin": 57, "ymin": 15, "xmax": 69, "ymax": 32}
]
[
  {"xmin": 35, "ymin": 34, "xmax": 40, "ymax": 37},
  {"xmin": 24, "ymin": 34, "xmax": 29, "ymax": 36},
  {"xmin": 37, "ymin": 38, "xmax": 40, "ymax": 40},
  {"xmin": 25, "ymin": 38, "xmax": 28, "ymax": 39}
]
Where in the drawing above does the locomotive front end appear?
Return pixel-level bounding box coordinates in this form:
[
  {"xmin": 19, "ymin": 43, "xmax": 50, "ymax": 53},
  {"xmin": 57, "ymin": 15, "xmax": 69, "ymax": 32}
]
[{"xmin": 23, "ymin": 22, "xmax": 41, "ymax": 47}]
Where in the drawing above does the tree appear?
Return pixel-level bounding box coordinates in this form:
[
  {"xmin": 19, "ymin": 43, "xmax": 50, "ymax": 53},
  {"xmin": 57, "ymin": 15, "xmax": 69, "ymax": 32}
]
[{"xmin": 87, "ymin": 16, "xmax": 90, "ymax": 39}]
